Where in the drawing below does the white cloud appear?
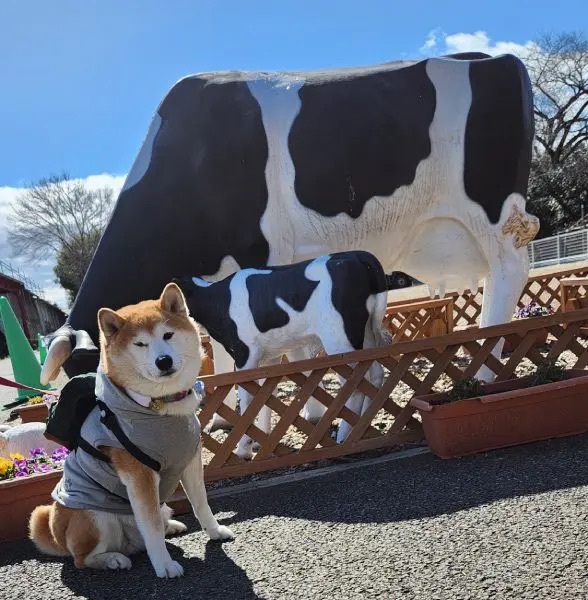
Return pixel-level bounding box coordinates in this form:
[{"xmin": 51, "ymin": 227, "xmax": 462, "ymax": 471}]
[
  {"xmin": 42, "ymin": 285, "xmax": 69, "ymax": 308},
  {"xmin": 0, "ymin": 173, "xmax": 125, "ymax": 310},
  {"xmin": 420, "ymin": 29, "xmax": 440, "ymax": 53},
  {"xmin": 420, "ymin": 29, "xmax": 537, "ymax": 59}
]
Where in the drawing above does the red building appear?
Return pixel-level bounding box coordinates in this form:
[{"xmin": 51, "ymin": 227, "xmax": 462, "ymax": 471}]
[{"xmin": 0, "ymin": 262, "xmax": 66, "ymax": 358}]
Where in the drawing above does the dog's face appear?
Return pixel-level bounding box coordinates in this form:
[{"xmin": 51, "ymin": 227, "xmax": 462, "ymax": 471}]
[{"xmin": 97, "ymin": 283, "xmax": 203, "ymax": 401}]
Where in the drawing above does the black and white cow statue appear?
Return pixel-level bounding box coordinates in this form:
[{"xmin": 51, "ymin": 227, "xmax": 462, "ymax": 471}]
[
  {"xmin": 41, "ymin": 51, "xmax": 540, "ymax": 432},
  {"xmin": 175, "ymin": 250, "xmax": 390, "ymax": 457}
]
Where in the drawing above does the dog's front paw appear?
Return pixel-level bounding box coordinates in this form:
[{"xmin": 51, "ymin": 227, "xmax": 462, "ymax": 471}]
[
  {"xmin": 154, "ymin": 560, "xmax": 184, "ymax": 578},
  {"xmin": 106, "ymin": 553, "xmax": 132, "ymax": 570},
  {"xmin": 208, "ymin": 525, "xmax": 235, "ymax": 541},
  {"xmin": 165, "ymin": 519, "xmax": 188, "ymax": 537}
]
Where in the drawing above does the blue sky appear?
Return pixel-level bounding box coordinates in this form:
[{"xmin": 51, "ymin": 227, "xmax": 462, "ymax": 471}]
[{"xmin": 0, "ymin": 1, "xmax": 586, "ymax": 306}]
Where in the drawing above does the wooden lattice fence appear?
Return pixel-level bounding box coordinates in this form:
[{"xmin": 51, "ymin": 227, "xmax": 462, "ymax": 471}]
[
  {"xmin": 198, "ymin": 307, "xmax": 588, "ymax": 481},
  {"xmin": 383, "ymin": 298, "xmax": 454, "ymax": 342},
  {"xmin": 387, "ymin": 265, "xmax": 588, "ymax": 328}
]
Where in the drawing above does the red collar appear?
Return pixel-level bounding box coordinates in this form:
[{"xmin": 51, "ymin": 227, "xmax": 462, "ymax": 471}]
[{"xmin": 153, "ymin": 389, "xmax": 193, "ymax": 404}]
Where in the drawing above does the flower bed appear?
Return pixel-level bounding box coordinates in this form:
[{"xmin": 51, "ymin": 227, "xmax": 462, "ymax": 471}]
[
  {"xmin": 15, "ymin": 394, "xmax": 56, "ymax": 424},
  {"xmin": 0, "ymin": 446, "xmax": 191, "ymax": 542},
  {"xmin": 0, "ymin": 446, "xmax": 70, "ymax": 542},
  {"xmin": 0, "ymin": 446, "xmax": 69, "ymax": 480}
]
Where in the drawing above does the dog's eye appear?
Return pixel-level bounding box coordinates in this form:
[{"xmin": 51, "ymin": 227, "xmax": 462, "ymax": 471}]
[
  {"xmin": 134, "ymin": 341, "xmax": 148, "ymax": 348},
  {"xmin": 163, "ymin": 332, "xmax": 174, "ymax": 341}
]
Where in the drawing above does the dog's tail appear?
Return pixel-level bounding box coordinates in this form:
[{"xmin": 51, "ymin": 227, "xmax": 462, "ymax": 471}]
[{"xmin": 29, "ymin": 505, "xmax": 68, "ymax": 557}]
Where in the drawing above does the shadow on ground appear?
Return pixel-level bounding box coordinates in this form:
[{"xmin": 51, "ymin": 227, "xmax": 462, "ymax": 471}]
[
  {"xmin": 60, "ymin": 540, "xmax": 262, "ymax": 600},
  {"xmin": 0, "ymin": 539, "xmax": 262, "ymax": 600},
  {"xmin": 208, "ymin": 432, "xmax": 588, "ymax": 527}
]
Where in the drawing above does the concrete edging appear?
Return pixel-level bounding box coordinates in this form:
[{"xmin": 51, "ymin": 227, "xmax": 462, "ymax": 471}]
[{"xmin": 208, "ymin": 446, "xmax": 430, "ymax": 499}]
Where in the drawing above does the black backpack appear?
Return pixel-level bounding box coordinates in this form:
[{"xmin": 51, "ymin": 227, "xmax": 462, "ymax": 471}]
[
  {"xmin": 44, "ymin": 372, "xmax": 161, "ymax": 471},
  {"xmin": 44, "ymin": 373, "xmax": 97, "ymax": 450}
]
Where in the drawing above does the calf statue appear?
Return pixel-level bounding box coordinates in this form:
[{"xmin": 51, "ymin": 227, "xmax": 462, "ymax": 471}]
[
  {"xmin": 41, "ymin": 51, "xmax": 539, "ymax": 430},
  {"xmin": 175, "ymin": 250, "xmax": 391, "ymax": 456}
]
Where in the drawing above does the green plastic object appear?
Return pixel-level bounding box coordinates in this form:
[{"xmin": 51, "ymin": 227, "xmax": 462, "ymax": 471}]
[
  {"xmin": 37, "ymin": 332, "xmax": 47, "ymax": 365},
  {"xmin": 0, "ymin": 296, "xmax": 49, "ymax": 400}
]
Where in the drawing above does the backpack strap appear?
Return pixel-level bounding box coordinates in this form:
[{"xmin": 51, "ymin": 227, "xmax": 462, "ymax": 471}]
[
  {"xmin": 96, "ymin": 400, "xmax": 162, "ymax": 472},
  {"xmin": 78, "ymin": 437, "xmax": 110, "ymax": 463}
]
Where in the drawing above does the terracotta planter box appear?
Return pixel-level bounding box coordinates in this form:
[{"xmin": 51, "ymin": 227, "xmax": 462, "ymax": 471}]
[
  {"xmin": 16, "ymin": 403, "xmax": 49, "ymax": 424},
  {"xmin": 0, "ymin": 470, "xmax": 61, "ymax": 542},
  {"xmin": 411, "ymin": 369, "xmax": 588, "ymax": 459},
  {"xmin": 0, "ymin": 470, "xmax": 190, "ymax": 542}
]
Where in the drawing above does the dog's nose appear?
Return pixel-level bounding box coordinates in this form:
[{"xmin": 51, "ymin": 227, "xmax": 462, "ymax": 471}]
[{"xmin": 155, "ymin": 355, "xmax": 173, "ymax": 372}]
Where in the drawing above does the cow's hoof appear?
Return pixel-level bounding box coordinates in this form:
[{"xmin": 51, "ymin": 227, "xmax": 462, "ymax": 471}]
[
  {"xmin": 208, "ymin": 415, "xmax": 233, "ymax": 432},
  {"xmin": 336, "ymin": 424, "xmax": 351, "ymax": 444},
  {"xmin": 235, "ymin": 446, "xmax": 254, "ymax": 461},
  {"xmin": 300, "ymin": 409, "xmax": 323, "ymax": 424}
]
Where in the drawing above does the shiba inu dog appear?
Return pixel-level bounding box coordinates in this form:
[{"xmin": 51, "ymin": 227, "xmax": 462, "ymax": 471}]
[{"xmin": 29, "ymin": 283, "xmax": 233, "ymax": 578}]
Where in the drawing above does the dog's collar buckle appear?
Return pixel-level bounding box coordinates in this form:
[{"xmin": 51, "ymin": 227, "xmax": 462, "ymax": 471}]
[{"xmin": 149, "ymin": 388, "xmax": 192, "ymax": 411}]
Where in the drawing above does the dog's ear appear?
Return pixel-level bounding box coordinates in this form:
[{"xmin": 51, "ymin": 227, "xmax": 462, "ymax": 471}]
[
  {"xmin": 98, "ymin": 308, "xmax": 126, "ymax": 339},
  {"xmin": 160, "ymin": 282, "xmax": 189, "ymax": 317}
]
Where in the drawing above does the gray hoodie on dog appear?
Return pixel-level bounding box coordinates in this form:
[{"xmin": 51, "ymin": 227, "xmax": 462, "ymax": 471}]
[{"xmin": 52, "ymin": 368, "xmax": 201, "ymax": 514}]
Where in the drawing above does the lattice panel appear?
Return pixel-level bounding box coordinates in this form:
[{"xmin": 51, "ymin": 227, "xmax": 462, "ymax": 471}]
[
  {"xmin": 197, "ymin": 307, "xmax": 588, "ymax": 481},
  {"xmin": 384, "ymin": 298, "xmax": 454, "ymax": 342},
  {"xmin": 560, "ymin": 277, "xmax": 588, "ymax": 313}
]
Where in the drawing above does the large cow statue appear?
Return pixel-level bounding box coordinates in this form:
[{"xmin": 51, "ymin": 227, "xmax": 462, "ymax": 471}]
[{"xmin": 41, "ymin": 51, "xmax": 539, "ymax": 429}]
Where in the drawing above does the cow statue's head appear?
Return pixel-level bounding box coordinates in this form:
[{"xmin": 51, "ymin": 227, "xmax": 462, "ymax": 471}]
[{"xmin": 41, "ymin": 326, "xmax": 100, "ymax": 384}]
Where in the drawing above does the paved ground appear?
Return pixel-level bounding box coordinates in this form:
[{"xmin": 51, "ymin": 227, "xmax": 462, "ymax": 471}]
[{"xmin": 1, "ymin": 434, "xmax": 587, "ymax": 600}]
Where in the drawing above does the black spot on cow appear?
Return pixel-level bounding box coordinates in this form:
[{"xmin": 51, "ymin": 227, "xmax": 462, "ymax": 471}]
[
  {"xmin": 246, "ymin": 264, "xmax": 319, "ymax": 333},
  {"xmin": 326, "ymin": 251, "xmax": 387, "ymax": 350},
  {"xmin": 464, "ymin": 54, "xmax": 534, "ymax": 223},
  {"xmin": 174, "ymin": 277, "xmax": 250, "ymax": 369},
  {"xmin": 289, "ymin": 59, "xmax": 436, "ymax": 219},
  {"xmin": 66, "ymin": 77, "xmax": 269, "ymax": 347}
]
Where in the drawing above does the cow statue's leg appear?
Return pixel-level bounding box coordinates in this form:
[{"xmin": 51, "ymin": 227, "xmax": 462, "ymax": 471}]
[
  {"xmin": 326, "ymin": 325, "xmax": 386, "ymax": 444},
  {"xmin": 233, "ymin": 353, "xmax": 279, "ymax": 461},
  {"xmin": 359, "ymin": 319, "xmax": 386, "ymax": 418},
  {"xmin": 286, "ymin": 346, "xmax": 328, "ymax": 423},
  {"xmin": 474, "ymin": 200, "xmax": 539, "ymax": 381},
  {"xmin": 476, "ymin": 249, "xmax": 530, "ymax": 381}
]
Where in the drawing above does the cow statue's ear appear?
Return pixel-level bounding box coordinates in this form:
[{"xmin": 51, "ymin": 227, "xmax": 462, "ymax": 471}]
[
  {"xmin": 160, "ymin": 282, "xmax": 189, "ymax": 317},
  {"xmin": 98, "ymin": 308, "xmax": 126, "ymax": 339}
]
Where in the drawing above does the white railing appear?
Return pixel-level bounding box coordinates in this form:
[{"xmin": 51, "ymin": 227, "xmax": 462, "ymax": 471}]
[
  {"xmin": 528, "ymin": 229, "xmax": 588, "ymax": 269},
  {"xmin": 0, "ymin": 258, "xmax": 45, "ymax": 298}
]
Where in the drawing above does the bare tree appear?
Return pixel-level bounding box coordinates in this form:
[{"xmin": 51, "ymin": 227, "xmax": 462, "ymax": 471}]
[
  {"xmin": 526, "ymin": 32, "xmax": 588, "ymax": 167},
  {"xmin": 9, "ymin": 173, "xmax": 114, "ymax": 300}
]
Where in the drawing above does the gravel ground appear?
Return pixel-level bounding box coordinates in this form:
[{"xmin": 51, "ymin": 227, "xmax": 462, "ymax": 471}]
[{"xmin": 1, "ymin": 434, "xmax": 588, "ymax": 600}]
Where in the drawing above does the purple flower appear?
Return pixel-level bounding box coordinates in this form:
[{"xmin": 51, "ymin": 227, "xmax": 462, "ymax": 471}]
[
  {"xmin": 30, "ymin": 448, "xmax": 47, "ymax": 458},
  {"xmin": 43, "ymin": 393, "xmax": 58, "ymax": 407},
  {"xmin": 51, "ymin": 447, "xmax": 69, "ymax": 462},
  {"xmin": 32, "ymin": 463, "xmax": 53, "ymax": 474}
]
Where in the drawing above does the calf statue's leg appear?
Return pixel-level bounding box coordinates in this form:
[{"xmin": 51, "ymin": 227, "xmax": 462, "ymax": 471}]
[{"xmin": 208, "ymin": 340, "xmax": 238, "ymax": 431}]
